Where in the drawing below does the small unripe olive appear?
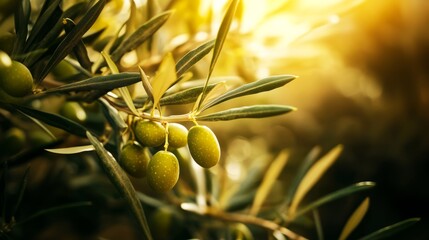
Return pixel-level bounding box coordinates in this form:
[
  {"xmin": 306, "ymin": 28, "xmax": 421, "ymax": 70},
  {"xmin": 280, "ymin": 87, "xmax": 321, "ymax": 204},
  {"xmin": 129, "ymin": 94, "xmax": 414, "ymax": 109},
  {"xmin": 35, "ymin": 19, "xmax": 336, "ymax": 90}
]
[
  {"xmin": 167, "ymin": 123, "xmax": 188, "ymax": 149},
  {"xmin": 147, "ymin": 151, "xmax": 180, "ymax": 192},
  {"xmin": 59, "ymin": 101, "xmax": 87, "ymax": 123},
  {"xmin": 119, "ymin": 142, "xmax": 150, "ymax": 178},
  {"xmin": 0, "ymin": 60, "xmax": 33, "ymax": 97},
  {"xmin": 2, "ymin": 127, "xmax": 26, "ymax": 156},
  {"xmin": 134, "ymin": 120, "xmax": 165, "ymax": 147},
  {"xmin": 187, "ymin": 125, "xmax": 220, "ymax": 168}
]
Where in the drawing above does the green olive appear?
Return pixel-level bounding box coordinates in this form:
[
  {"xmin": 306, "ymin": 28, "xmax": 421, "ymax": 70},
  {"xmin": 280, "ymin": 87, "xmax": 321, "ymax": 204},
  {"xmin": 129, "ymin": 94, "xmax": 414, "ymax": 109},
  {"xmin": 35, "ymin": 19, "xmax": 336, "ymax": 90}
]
[
  {"xmin": 51, "ymin": 60, "xmax": 79, "ymax": 82},
  {"xmin": 0, "ymin": 60, "xmax": 33, "ymax": 97},
  {"xmin": 119, "ymin": 142, "xmax": 150, "ymax": 178},
  {"xmin": 134, "ymin": 120, "xmax": 165, "ymax": 147},
  {"xmin": 1, "ymin": 127, "xmax": 26, "ymax": 156},
  {"xmin": 167, "ymin": 123, "xmax": 188, "ymax": 149},
  {"xmin": 147, "ymin": 151, "xmax": 180, "ymax": 192},
  {"xmin": 187, "ymin": 125, "xmax": 220, "ymax": 168},
  {"xmin": 59, "ymin": 101, "xmax": 87, "ymax": 123}
]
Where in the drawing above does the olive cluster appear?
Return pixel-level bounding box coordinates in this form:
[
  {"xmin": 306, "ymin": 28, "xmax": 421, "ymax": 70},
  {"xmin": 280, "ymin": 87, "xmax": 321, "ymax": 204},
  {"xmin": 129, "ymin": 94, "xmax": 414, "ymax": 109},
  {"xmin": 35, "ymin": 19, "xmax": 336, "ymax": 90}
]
[{"xmin": 119, "ymin": 120, "xmax": 220, "ymax": 192}]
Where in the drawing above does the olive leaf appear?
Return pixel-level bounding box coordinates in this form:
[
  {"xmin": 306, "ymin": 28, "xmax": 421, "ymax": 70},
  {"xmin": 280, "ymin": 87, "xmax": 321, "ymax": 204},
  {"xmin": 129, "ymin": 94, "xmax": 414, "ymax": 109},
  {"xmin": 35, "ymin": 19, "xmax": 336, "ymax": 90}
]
[
  {"xmin": 359, "ymin": 218, "xmax": 420, "ymax": 240},
  {"xmin": 295, "ymin": 182, "xmax": 376, "ymax": 218},
  {"xmin": 150, "ymin": 53, "xmax": 177, "ymax": 109},
  {"xmin": 159, "ymin": 83, "xmax": 218, "ymax": 106},
  {"xmin": 13, "ymin": 0, "xmax": 31, "ymax": 57},
  {"xmin": 63, "ymin": 18, "xmax": 93, "ymax": 71},
  {"xmin": 339, "ymin": 197, "xmax": 370, "ymax": 240},
  {"xmin": 86, "ymin": 132, "xmax": 152, "ymax": 240},
  {"xmin": 175, "ymin": 39, "xmax": 215, "ymax": 78},
  {"xmin": 281, "ymin": 146, "xmax": 321, "ymax": 211},
  {"xmin": 250, "ymin": 150, "xmax": 290, "ymax": 216},
  {"xmin": 45, "ymin": 145, "xmax": 95, "ymax": 154},
  {"xmin": 24, "ymin": 0, "xmax": 62, "ymax": 53},
  {"xmin": 196, "ymin": 105, "xmax": 296, "ymax": 121},
  {"xmin": 12, "ymin": 104, "xmax": 89, "ymax": 138},
  {"xmin": 139, "ymin": 66, "xmax": 154, "ymax": 103},
  {"xmin": 288, "ymin": 145, "xmax": 343, "ymax": 219},
  {"xmin": 198, "ymin": 0, "xmax": 240, "ymax": 109},
  {"xmin": 110, "ymin": 11, "xmax": 172, "ymax": 62},
  {"xmin": 199, "ymin": 75, "xmax": 296, "ymax": 112},
  {"xmin": 44, "ymin": 72, "xmax": 140, "ymax": 93},
  {"xmin": 34, "ymin": 0, "xmax": 107, "ymax": 83},
  {"xmin": 102, "ymin": 52, "xmax": 140, "ymax": 116}
]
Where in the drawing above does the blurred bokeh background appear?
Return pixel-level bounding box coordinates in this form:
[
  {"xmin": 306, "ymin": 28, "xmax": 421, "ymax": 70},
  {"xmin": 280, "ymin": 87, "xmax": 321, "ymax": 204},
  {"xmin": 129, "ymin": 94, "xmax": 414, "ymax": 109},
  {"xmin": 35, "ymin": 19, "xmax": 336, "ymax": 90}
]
[{"xmin": 212, "ymin": 0, "xmax": 429, "ymax": 238}]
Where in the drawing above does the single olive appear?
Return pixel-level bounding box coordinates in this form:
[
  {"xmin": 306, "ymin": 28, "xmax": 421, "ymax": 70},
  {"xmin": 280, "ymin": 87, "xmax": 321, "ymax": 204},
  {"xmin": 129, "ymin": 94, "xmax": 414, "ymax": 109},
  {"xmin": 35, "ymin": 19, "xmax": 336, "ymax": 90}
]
[
  {"xmin": 187, "ymin": 125, "xmax": 220, "ymax": 168},
  {"xmin": 1, "ymin": 127, "xmax": 26, "ymax": 156},
  {"xmin": 134, "ymin": 120, "xmax": 165, "ymax": 147},
  {"xmin": 119, "ymin": 142, "xmax": 151, "ymax": 178},
  {"xmin": 0, "ymin": 60, "xmax": 33, "ymax": 97},
  {"xmin": 167, "ymin": 123, "xmax": 188, "ymax": 149},
  {"xmin": 59, "ymin": 101, "xmax": 87, "ymax": 123},
  {"xmin": 146, "ymin": 151, "xmax": 180, "ymax": 192}
]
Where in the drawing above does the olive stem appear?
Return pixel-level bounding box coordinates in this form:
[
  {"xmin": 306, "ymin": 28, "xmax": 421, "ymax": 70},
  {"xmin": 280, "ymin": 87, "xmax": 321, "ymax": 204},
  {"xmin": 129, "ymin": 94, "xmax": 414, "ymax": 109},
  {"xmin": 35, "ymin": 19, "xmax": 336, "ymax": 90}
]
[{"xmin": 182, "ymin": 205, "xmax": 307, "ymax": 240}]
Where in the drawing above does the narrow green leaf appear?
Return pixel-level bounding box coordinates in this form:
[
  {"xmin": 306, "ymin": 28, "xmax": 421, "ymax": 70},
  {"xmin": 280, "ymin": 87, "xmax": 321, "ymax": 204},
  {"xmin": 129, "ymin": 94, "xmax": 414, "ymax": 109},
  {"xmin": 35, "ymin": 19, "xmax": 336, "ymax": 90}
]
[
  {"xmin": 86, "ymin": 132, "xmax": 152, "ymax": 239},
  {"xmin": 17, "ymin": 201, "xmax": 92, "ymax": 225},
  {"xmin": 288, "ymin": 145, "xmax": 343, "ymax": 219},
  {"xmin": 200, "ymin": 75, "xmax": 296, "ymax": 112},
  {"xmin": 159, "ymin": 83, "xmax": 218, "ymax": 106},
  {"xmin": 35, "ymin": 0, "xmax": 107, "ymax": 83},
  {"xmin": 43, "ymin": 72, "xmax": 141, "ymax": 93},
  {"xmin": 111, "ymin": 11, "xmax": 172, "ymax": 62},
  {"xmin": 198, "ymin": 0, "xmax": 240, "ymax": 109},
  {"xmin": 102, "ymin": 52, "xmax": 140, "ymax": 116},
  {"xmin": 282, "ymin": 146, "xmax": 321, "ymax": 210},
  {"xmin": 98, "ymin": 98, "xmax": 127, "ymax": 130},
  {"xmin": 12, "ymin": 166, "xmax": 31, "ymax": 217},
  {"xmin": 151, "ymin": 52, "xmax": 177, "ymax": 108},
  {"xmin": 45, "ymin": 145, "xmax": 95, "ymax": 154},
  {"xmin": 175, "ymin": 40, "xmax": 215, "ymax": 78},
  {"xmin": 359, "ymin": 218, "xmax": 420, "ymax": 240},
  {"xmin": 339, "ymin": 197, "xmax": 370, "ymax": 240},
  {"xmin": 23, "ymin": 2, "xmax": 87, "ymax": 67},
  {"xmin": 13, "ymin": 0, "xmax": 31, "ymax": 57},
  {"xmin": 63, "ymin": 18, "xmax": 93, "ymax": 71},
  {"xmin": 250, "ymin": 150, "xmax": 290, "ymax": 215},
  {"xmin": 295, "ymin": 182, "xmax": 376, "ymax": 218},
  {"xmin": 196, "ymin": 105, "xmax": 296, "ymax": 121},
  {"xmin": 24, "ymin": 0, "xmax": 62, "ymax": 52},
  {"xmin": 139, "ymin": 66, "xmax": 154, "ymax": 103},
  {"xmin": 12, "ymin": 104, "xmax": 88, "ymax": 138},
  {"xmin": 313, "ymin": 209, "xmax": 324, "ymax": 240}
]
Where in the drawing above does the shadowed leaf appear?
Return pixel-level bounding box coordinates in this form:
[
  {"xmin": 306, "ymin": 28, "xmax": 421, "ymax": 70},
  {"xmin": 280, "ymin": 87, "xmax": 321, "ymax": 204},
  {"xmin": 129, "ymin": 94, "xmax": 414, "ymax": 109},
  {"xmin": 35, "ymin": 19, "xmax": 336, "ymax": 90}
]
[
  {"xmin": 196, "ymin": 105, "xmax": 296, "ymax": 121},
  {"xmin": 12, "ymin": 104, "xmax": 88, "ymax": 138},
  {"xmin": 110, "ymin": 11, "xmax": 172, "ymax": 62},
  {"xmin": 44, "ymin": 72, "xmax": 140, "ymax": 93},
  {"xmin": 13, "ymin": 0, "xmax": 31, "ymax": 57},
  {"xmin": 63, "ymin": 18, "xmax": 93, "ymax": 71},
  {"xmin": 34, "ymin": 0, "xmax": 106, "ymax": 83},
  {"xmin": 24, "ymin": 0, "xmax": 62, "ymax": 52},
  {"xmin": 359, "ymin": 218, "xmax": 420, "ymax": 240},
  {"xmin": 296, "ymin": 182, "xmax": 376, "ymax": 218},
  {"xmin": 86, "ymin": 132, "xmax": 152, "ymax": 239}
]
